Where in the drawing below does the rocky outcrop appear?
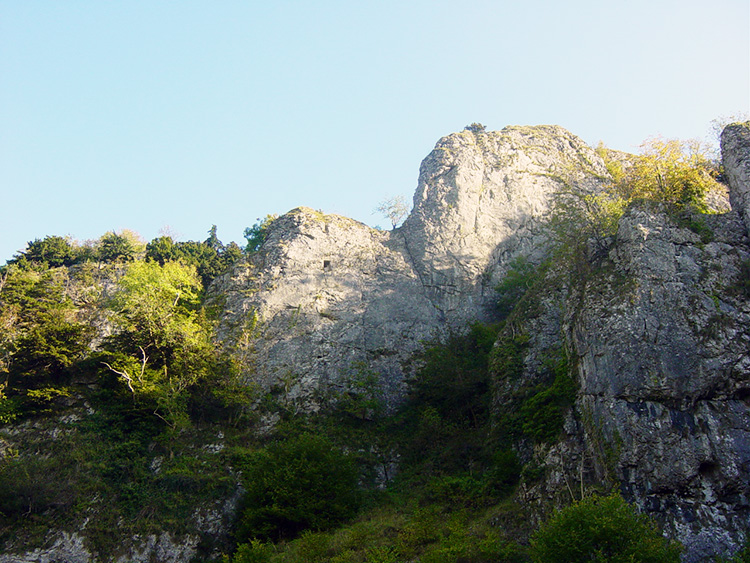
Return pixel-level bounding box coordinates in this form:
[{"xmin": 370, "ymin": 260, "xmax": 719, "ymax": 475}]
[
  {"xmin": 570, "ymin": 207, "xmax": 750, "ymax": 560},
  {"xmin": 722, "ymin": 122, "xmax": 750, "ymax": 236},
  {"xmin": 211, "ymin": 208, "xmax": 440, "ymax": 406},
  {"xmin": 402, "ymin": 125, "xmax": 606, "ymax": 322},
  {"xmin": 212, "ymin": 125, "xmax": 608, "ymax": 404},
  {"xmin": 505, "ymin": 204, "xmax": 750, "ymax": 560},
  {"xmin": 501, "ymin": 126, "xmax": 750, "ymax": 560},
  {"xmin": 0, "ymin": 532, "xmax": 199, "ymax": 563},
  {"xmin": 210, "ymin": 125, "xmax": 750, "ymax": 559}
]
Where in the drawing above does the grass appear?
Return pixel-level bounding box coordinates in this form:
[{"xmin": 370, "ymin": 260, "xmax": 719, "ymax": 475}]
[{"xmin": 222, "ymin": 496, "xmax": 532, "ymax": 563}]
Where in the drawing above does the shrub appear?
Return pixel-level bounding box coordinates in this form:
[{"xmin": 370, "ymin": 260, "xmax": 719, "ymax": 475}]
[
  {"xmin": 235, "ymin": 433, "xmax": 361, "ymax": 541},
  {"xmin": 97, "ymin": 231, "xmax": 137, "ymax": 262},
  {"xmin": 10, "ymin": 314, "xmax": 93, "ymax": 383},
  {"xmin": 227, "ymin": 539, "xmax": 276, "ymax": 563},
  {"xmin": 530, "ymin": 494, "xmax": 681, "ymax": 563},
  {"xmin": 519, "ymin": 356, "xmax": 576, "ymax": 445},
  {"xmin": 614, "ymin": 138, "xmax": 721, "ymax": 210},
  {"xmin": 408, "ymin": 323, "xmax": 499, "ymax": 428},
  {"xmin": 495, "ymin": 256, "xmax": 541, "ymax": 319}
]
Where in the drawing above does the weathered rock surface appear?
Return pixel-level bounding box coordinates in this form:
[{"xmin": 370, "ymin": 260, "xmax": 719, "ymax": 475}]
[
  {"xmin": 210, "ymin": 124, "xmax": 750, "ymax": 559},
  {"xmin": 0, "ymin": 531, "xmax": 198, "ymax": 563},
  {"xmin": 402, "ymin": 125, "xmax": 606, "ymax": 322},
  {"xmin": 571, "ymin": 207, "xmax": 750, "ymax": 560},
  {"xmin": 507, "ymin": 127, "xmax": 750, "ymax": 560},
  {"xmin": 212, "ymin": 125, "xmax": 607, "ymax": 404},
  {"xmin": 722, "ymin": 121, "xmax": 750, "ymax": 236}
]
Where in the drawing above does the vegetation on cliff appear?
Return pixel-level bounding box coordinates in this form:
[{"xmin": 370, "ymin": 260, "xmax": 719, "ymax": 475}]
[{"xmin": 0, "ymin": 131, "xmax": 744, "ymax": 562}]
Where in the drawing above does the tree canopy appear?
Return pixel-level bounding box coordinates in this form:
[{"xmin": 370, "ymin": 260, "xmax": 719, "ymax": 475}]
[{"xmin": 103, "ymin": 260, "xmax": 214, "ymax": 427}]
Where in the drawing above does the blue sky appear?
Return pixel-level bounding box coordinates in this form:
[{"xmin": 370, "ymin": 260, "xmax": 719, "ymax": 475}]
[{"xmin": 1, "ymin": 1, "xmax": 748, "ymax": 263}]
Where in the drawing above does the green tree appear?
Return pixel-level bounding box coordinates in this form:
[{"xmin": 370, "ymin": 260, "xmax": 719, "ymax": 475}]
[
  {"xmin": 495, "ymin": 256, "xmax": 541, "ymax": 319},
  {"xmin": 244, "ymin": 215, "xmax": 278, "ymax": 253},
  {"xmin": 551, "ymin": 137, "xmax": 723, "ymax": 279},
  {"xmin": 145, "ymin": 236, "xmax": 179, "ymax": 265},
  {"xmin": 97, "ymin": 231, "xmax": 136, "ymax": 263},
  {"xmin": 11, "ymin": 236, "xmax": 78, "ymax": 268},
  {"xmin": 464, "ymin": 122, "xmax": 487, "ymax": 133},
  {"xmin": 10, "ymin": 312, "xmax": 92, "ymax": 383},
  {"xmin": 530, "ymin": 494, "xmax": 681, "ymax": 563},
  {"xmin": 103, "ymin": 260, "xmax": 214, "ymax": 427},
  {"xmin": 205, "ymin": 224, "xmax": 223, "ymax": 251},
  {"xmin": 235, "ymin": 433, "xmax": 361, "ymax": 541},
  {"xmin": 0, "ymin": 267, "xmax": 93, "ymax": 386},
  {"xmin": 146, "ymin": 228, "xmax": 242, "ymax": 288},
  {"xmin": 220, "ymin": 241, "xmax": 243, "ymax": 269},
  {"xmin": 173, "ymin": 240, "xmax": 222, "ymax": 286},
  {"xmin": 408, "ymin": 323, "xmax": 498, "ymax": 429},
  {"xmin": 613, "ymin": 138, "xmax": 721, "ymax": 210}
]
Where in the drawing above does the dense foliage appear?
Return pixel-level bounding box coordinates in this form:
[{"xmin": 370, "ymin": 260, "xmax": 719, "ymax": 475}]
[
  {"xmin": 0, "ymin": 227, "xmax": 252, "ymax": 553},
  {"xmin": 234, "ymin": 434, "xmax": 361, "ymax": 542},
  {"xmin": 530, "ymin": 494, "xmax": 681, "ymax": 563},
  {"xmin": 0, "ymin": 267, "xmax": 94, "ymax": 389},
  {"xmin": 100, "ymin": 260, "xmax": 216, "ymax": 427},
  {"xmin": 551, "ymin": 137, "xmax": 723, "ymax": 277},
  {"xmin": 146, "ymin": 226, "xmax": 243, "ymax": 287},
  {"xmin": 605, "ymin": 138, "xmax": 722, "ymax": 210}
]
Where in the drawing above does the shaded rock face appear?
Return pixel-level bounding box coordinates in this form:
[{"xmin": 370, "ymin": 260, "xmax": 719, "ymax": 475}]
[
  {"xmin": 510, "ymin": 128, "xmax": 750, "ymax": 560},
  {"xmin": 213, "ymin": 125, "xmax": 607, "ymax": 404},
  {"xmin": 569, "ymin": 208, "xmax": 750, "ymax": 560}
]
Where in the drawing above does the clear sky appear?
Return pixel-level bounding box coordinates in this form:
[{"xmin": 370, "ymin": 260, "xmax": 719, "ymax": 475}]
[{"xmin": 1, "ymin": 1, "xmax": 748, "ymax": 263}]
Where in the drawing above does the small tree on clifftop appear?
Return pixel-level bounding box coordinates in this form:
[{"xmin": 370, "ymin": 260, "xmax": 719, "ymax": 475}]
[{"xmin": 375, "ymin": 195, "xmax": 409, "ymax": 229}]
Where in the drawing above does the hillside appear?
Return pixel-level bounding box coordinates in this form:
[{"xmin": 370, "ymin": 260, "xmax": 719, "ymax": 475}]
[{"xmin": 1, "ymin": 123, "xmax": 749, "ymax": 562}]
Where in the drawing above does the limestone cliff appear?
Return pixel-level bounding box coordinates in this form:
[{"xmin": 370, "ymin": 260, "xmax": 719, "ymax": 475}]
[
  {"xmin": 723, "ymin": 122, "xmax": 750, "ymax": 236},
  {"xmin": 4, "ymin": 123, "xmax": 750, "ymax": 562},
  {"xmin": 513, "ymin": 204, "xmax": 750, "ymax": 561},
  {"xmin": 211, "ymin": 125, "xmax": 608, "ymax": 406},
  {"xmin": 496, "ymin": 124, "xmax": 750, "ymax": 561},
  {"xmin": 210, "ymin": 122, "xmax": 750, "ymax": 560}
]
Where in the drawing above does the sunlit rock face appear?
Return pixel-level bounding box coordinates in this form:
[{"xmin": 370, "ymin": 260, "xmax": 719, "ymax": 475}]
[
  {"xmin": 402, "ymin": 124, "xmax": 606, "ymax": 321},
  {"xmin": 210, "ymin": 207, "xmax": 440, "ymax": 407},
  {"xmin": 723, "ymin": 122, "xmax": 750, "ymax": 237},
  {"xmin": 211, "ymin": 125, "xmax": 608, "ymax": 405}
]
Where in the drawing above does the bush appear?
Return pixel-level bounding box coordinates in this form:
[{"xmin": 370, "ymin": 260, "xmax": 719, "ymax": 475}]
[
  {"xmin": 235, "ymin": 434, "xmax": 361, "ymax": 541},
  {"xmin": 227, "ymin": 539, "xmax": 276, "ymax": 563},
  {"xmin": 10, "ymin": 314, "xmax": 93, "ymax": 383},
  {"xmin": 519, "ymin": 370, "xmax": 575, "ymax": 444},
  {"xmin": 495, "ymin": 256, "xmax": 540, "ymax": 319},
  {"xmin": 408, "ymin": 323, "xmax": 499, "ymax": 428},
  {"xmin": 613, "ymin": 138, "xmax": 721, "ymax": 210},
  {"xmin": 95, "ymin": 230, "xmax": 146, "ymax": 263},
  {"xmin": 530, "ymin": 494, "xmax": 681, "ymax": 563}
]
